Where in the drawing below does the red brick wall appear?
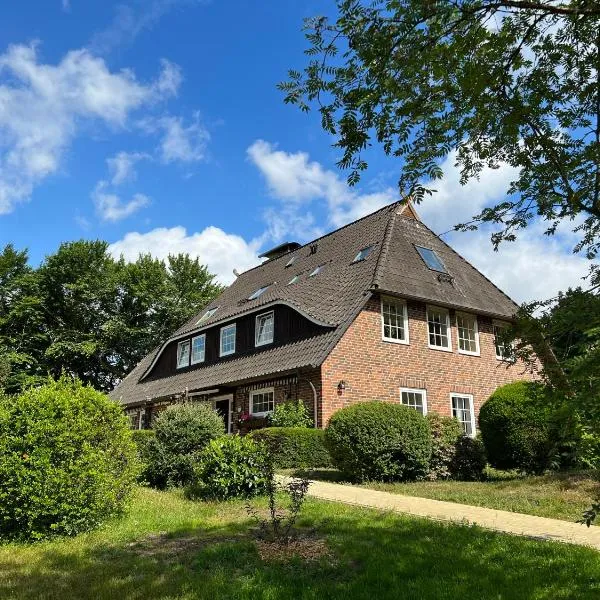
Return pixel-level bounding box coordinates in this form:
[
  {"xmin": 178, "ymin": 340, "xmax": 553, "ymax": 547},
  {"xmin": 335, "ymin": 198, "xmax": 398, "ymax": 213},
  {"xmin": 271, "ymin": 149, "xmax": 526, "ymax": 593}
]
[{"xmin": 320, "ymin": 295, "xmax": 536, "ymax": 428}]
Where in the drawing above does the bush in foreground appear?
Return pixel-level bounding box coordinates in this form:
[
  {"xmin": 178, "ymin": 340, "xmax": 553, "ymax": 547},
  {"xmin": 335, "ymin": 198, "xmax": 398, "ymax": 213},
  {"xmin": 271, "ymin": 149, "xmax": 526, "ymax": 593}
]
[
  {"xmin": 0, "ymin": 377, "xmax": 138, "ymax": 541},
  {"xmin": 144, "ymin": 403, "xmax": 225, "ymax": 489},
  {"xmin": 425, "ymin": 413, "xmax": 462, "ymax": 480},
  {"xmin": 325, "ymin": 401, "xmax": 432, "ymax": 482},
  {"xmin": 479, "ymin": 382, "xmax": 551, "ymax": 473},
  {"xmin": 249, "ymin": 427, "xmax": 331, "ymax": 469},
  {"xmin": 450, "ymin": 436, "xmax": 487, "ymax": 481},
  {"xmin": 131, "ymin": 429, "xmax": 156, "ymax": 482},
  {"xmin": 186, "ymin": 435, "xmax": 269, "ymax": 500}
]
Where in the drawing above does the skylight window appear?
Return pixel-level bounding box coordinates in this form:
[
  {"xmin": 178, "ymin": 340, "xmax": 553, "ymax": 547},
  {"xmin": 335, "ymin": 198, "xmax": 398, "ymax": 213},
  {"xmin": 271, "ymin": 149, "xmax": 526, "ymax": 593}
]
[
  {"xmin": 352, "ymin": 245, "xmax": 375, "ymax": 263},
  {"xmin": 196, "ymin": 307, "xmax": 218, "ymax": 325},
  {"xmin": 308, "ymin": 265, "xmax": 323, "ymax": 277},
  {"xmin": 285, "ymin": 256, "xmax": 296, "ymax": 268},
  {"xmin": 287, "ymin": 275, "xmax": 299, "ymax": 285},
  {"xmin": 415, "ymin": 246, "xmax": 447, "ymax": 273},
  {"xmin": 247, "ymin": 285, "xmax": 269, "ymax": 300}
]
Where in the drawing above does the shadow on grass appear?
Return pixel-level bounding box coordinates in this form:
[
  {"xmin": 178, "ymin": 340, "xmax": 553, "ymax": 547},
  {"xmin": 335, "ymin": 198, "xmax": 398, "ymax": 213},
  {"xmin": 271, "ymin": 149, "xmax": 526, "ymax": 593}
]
[{"xmin": 1, "ymin": 502, "xmax": 599, "ymax": 600}]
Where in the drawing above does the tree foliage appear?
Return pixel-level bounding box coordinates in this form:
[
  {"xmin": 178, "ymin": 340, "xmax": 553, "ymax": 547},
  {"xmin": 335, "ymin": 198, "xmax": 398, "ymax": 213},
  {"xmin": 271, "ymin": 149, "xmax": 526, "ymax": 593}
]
[
  {"xmin": 0, "ymin": 242, "xmax": 223, "ymax": 393},
  {"xmin": 281, "ymin": 1, "xmax": 600, "ymax": 278}
]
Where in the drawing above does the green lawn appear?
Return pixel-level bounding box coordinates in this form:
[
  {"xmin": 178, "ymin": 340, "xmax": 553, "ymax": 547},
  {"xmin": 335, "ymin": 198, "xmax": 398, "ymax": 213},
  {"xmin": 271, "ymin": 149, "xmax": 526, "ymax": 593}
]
[
  {"xmin": 293, "ymin": 469, "xmax": 600, "ymax": 523},
  {"xmin": 1, "ymin": 487, "xmax": 599, "ymax": 599}
]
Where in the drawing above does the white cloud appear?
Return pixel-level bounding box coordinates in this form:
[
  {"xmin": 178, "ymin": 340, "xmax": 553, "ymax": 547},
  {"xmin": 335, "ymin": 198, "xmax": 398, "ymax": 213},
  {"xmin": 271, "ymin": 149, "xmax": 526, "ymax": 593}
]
[
  {"xmin": 140, "ymin": 113, "xmax": 209, "ymax": 163},
  {"xmin": 108, "ymin": 226, "xmax": 261, "ymax": 285},
  {"xmin": 92, "ymin": 181, "xmax": 150, "ymax": 222},
  {"xmin": 0, "ymin": 43, "xmax": 180, "ymax": 214},
  {"xmin": 247, "ymin": 140, "xmax": 394, "ymax": 240},
  {"xmin": 107, "ymin": 151, "xmax": 150, "ymax": 186}
]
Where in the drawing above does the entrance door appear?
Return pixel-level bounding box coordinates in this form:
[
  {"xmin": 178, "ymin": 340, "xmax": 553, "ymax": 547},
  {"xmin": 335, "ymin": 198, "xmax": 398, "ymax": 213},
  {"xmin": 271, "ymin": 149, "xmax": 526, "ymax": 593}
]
[{"xmin": 214, "ymin": 397, "xmax": 232, "ymax": 433}]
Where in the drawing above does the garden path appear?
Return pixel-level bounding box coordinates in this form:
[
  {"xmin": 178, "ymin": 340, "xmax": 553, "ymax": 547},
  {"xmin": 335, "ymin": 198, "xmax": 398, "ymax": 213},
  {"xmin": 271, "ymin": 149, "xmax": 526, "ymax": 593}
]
[{"xmin": 280, "ymin": 476, "xmax": 600, "ymax": 550}]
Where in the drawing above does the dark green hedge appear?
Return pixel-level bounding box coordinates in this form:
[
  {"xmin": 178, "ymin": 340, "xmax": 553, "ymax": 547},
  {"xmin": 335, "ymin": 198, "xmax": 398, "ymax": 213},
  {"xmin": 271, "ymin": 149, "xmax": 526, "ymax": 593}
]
[
  {"xmin": 248, "ymin": 427, "xmax": 331, "ymax": 469},
  {"xmin": 325, "ymin": 401, "xmax": 432, "ymax": 482}
]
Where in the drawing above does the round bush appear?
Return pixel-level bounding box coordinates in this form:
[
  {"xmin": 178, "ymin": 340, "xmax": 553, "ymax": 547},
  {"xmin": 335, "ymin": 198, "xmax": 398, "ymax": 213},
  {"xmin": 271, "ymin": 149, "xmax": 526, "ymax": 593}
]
[
  {"xmin": 0, "ymin": 377, "xmax": 138, "ymax": 541},
  {"xmin": 144, "ymin": 402, "xmax": 225, "ymax": 489},
  {"xmin": 186, "ymin": 435, "xmax": 269, "ymax": 500},
  {"xmin": 479, "ymin": 382, "xmax": 551, "ymax": 473},
  {"xmin": 249, "ymin": 427, "xmax": 331, "ymax": 469},
  {"xmin": 450, "ymin": 436, "xmax": 487, "ymax": 481},
  {"xmin": 426, "ymin": 413, "xmax": 462, "ymax": 480},
  {"xmin": 325, "ymin": 401, "xmax": 432, "ymax": 482}
]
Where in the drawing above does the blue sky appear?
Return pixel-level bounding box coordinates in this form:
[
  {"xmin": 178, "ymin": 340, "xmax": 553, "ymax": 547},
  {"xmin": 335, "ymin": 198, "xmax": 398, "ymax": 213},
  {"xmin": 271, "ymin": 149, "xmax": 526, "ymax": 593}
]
[{"xmin": 0, "ymin": 0, "xmax": 590, "ymax": 301}]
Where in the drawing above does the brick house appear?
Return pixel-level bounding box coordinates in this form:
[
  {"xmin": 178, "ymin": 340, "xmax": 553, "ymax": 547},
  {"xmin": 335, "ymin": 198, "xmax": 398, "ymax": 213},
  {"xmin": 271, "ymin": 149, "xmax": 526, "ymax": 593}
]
[{"xmin": 111, "ymin": 201, "xmax": 535, "ymax": 436}]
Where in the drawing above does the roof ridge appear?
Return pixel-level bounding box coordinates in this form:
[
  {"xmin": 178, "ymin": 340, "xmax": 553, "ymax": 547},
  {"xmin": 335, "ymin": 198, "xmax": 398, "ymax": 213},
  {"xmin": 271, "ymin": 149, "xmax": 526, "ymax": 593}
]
[
  {"xmin": 236, "ymin": 199, "xmax": 403, "ymax": 278},
  {"xmin": 371, "ymin": 206, "xmax": 399, "ymax": 290},
  {"xmin": 417, "ymin": 219, "xmax": 520, "ymax": 312}
]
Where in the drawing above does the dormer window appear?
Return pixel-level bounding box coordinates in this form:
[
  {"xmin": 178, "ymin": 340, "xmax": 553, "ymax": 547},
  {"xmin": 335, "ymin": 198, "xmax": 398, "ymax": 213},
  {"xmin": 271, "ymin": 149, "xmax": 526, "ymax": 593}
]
[
  {"xmin": 176, "ymin": 340, "xmax": 190, "ymax": 369},
  {"xmin": 197, "ymin": 307, "xmax": 218, "ymax": 325},
  {"xmin": 220, "ymin": 323, "xmax": 236, "ymax": 356},
  {"xmin": 285, "ymin": 256, "xmax": 296, "ymax": 268},
  {"xmin": 352, "ymin": 245, "xmax": 374, "ymax": 263},
  {"xmin": 255, "ymin": 311, "xmax": 274, "ymax": 346},
  {"xmin": 308, "ymin": 265, "xmax": 323, "ymax": 277},
  {"xmin": 248, "ymin": 286, "xmax": 269, "ymax": 301},
  {"xmin": 415, "ymin": 245, "xmax": 447, "ymax": 273}
]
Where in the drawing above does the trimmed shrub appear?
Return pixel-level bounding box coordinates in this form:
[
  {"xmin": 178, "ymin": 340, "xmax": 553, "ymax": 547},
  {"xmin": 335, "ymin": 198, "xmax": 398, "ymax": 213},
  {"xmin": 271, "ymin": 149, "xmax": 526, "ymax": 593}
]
[
  {"xmin": 0, "ymin": 377, "xmax": 138, "ymax": 541},
  {"xmin": 248, "ymin": 427, "xmax": 331, "ymax": 468},
  {"xmin": 450, "ymin": 436, "xmax": 487, "ymax": 481},
  {"xmin": 479, "ymin": 381, "xmax": 551, "ymax": 473},
  {"xmin": 144, "ymin": 403, "xmax": 225, "ymax": 489},
  {"xmin": 325, "ymin": 401, "xmax": 432, "ymax": 482},
  {"xmin": 186, "ymin": 435, "xmax": 269, "ymax": 500},
  {"xmin": 131, "ymin": 429, "xmax": 156, "ymax": 482},
  {"xmin": 269, "ymin": 399, "xmax": 312, "ymax": 428},
  {"xmin": 426, "ymin": 413, "xmax": 462, "ymax": 480}
]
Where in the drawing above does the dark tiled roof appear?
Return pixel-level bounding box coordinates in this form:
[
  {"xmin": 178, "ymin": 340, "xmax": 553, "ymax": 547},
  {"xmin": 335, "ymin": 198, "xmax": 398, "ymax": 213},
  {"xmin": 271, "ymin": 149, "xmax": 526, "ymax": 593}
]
[{"xmin": 111, "ymin": 201, "xmax": 519, "ymax": 405}]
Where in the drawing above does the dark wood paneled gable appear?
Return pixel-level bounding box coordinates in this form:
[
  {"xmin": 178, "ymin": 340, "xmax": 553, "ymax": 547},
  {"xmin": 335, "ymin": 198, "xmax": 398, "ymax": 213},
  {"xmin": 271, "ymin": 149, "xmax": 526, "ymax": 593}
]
[{"xmin": 146, "ymin": 304, "xmax": 329, "ymax": 380}]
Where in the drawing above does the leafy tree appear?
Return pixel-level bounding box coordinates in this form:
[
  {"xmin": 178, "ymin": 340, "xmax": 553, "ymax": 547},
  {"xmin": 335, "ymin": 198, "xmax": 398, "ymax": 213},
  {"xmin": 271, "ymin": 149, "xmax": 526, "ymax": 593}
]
[
  {"xmin": 0, "ymin": 242, "xmax": 223, "ymax": 393},
  {"xmin": 281, "ymin": 1, "xmax": 600, "ymax": 279}
]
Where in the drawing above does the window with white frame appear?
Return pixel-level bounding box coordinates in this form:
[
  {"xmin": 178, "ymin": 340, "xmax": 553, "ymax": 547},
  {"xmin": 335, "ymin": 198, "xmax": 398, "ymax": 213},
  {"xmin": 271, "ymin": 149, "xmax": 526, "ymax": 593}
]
[
  {"xmin": 250, "ymin": 388, "xmax": 274, "ymax": 416},
  {"xmin": 451, "ymin": 394, "xmax": 476, "ymax": 437},
  {"xmin": 219, "ymin": 323, "xmax": 236, "ymax": 356},
  {"xmin": 400, "ymin": 388, "xmax": 427, "ymax": 415},
  {"xmin": 177, "ymin": 340, "xmax": 190, "ymax": 368},
  {"xmin": 427, "ymin": 306, "xmax": 451, "ymax": 350},
  {"xmin": 456, "ymin": 312, "xmax": 480, "ymax": 355},
  {"xmin": 191, "ymin": 334, "xmax": 206, "ymax": 364},
  {"xmin": 255, "ymin": 311, "xmax": 274, "ymax": 346},
  {"xmin": 381, "ymin": 297, "xmax": 409, "ymax": 344},
  {"xmin": 493, "ymin": 320, "xmax": 514, "ymax": 361}
]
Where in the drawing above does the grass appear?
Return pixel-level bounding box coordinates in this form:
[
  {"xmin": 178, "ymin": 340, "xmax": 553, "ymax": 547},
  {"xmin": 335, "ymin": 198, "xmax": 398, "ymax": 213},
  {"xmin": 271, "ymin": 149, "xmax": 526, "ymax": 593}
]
[
  {"xmin": 290, "ymin": 468, "xmax": 600, "ymax": 523},
  {"xmin": 1, "ymin": 486, "xmax": 600, "ymax": 599}
]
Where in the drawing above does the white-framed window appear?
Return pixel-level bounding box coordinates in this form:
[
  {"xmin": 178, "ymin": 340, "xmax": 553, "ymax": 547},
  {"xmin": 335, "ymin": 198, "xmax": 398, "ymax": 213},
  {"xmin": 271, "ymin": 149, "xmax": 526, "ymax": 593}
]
[
  {"xmin": 255, "ymin": 311, "xmax": 274, "ymax": 346},
  {"xmin": 191, "ymin": 334, "xmax": 206, "ymax": 364},
  {"xmin": 177, "ymin": 340, "xmax": 190, "ymax": 368},
  {"xmin": 427, "ymin": 305, "xmax": 452, "ymax": 351},
  {"xmin": 381, "ymin": 297, "xmax": 409, "ymax": 344},
  {"xmin": 493, "ymin": 320, "xmax": 514, "ymax": 361},
  {"xmin": 250, "ymin": 388, "xmax": 275, "ymax": 417},
  {"xmin": 451, "ymin": 393, "xmax": 476, "ymax": 437},
  {"xmin": 400, "ymin": 388, "xmax": 427, "ymax": 415},
  {"xmin": 219, "ymin": 323, "xmax": 236, "ymax": 356},
  {"xmin": 456, "ymin": 312, "xmax": 480, "ymax": 356}
]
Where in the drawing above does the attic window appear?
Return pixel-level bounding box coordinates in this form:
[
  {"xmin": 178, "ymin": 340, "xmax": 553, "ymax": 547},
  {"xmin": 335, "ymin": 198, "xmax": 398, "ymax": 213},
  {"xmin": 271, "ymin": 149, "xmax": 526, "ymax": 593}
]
[
  {"xmin": 287, "ymin": 275, "xmax": 299, "ymax": 285},
  {"xmin": 352, "ymin": 245, "xmax": 375, "ymax": 263},
  {"xmin": 248, "ymin": 285, "xmax": 269, "ymax": 300},
  {"xmin": 285, "ymin": 256, "xmax": 296, "ymax": 268},
  {"xmin": 308, "ymin": 265, "xmax": 323, "ymax": 277},
  {"xmin": 415, "ymin": 245, "xmax": 447, "ymax": 273},
  {"xmin": 196, "ymin": 307, "xmax": 218, "ymax": 325}
]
